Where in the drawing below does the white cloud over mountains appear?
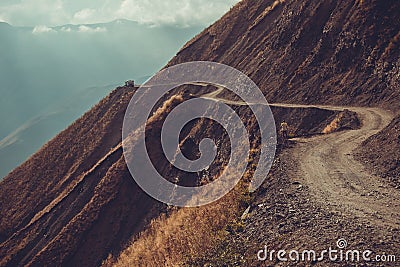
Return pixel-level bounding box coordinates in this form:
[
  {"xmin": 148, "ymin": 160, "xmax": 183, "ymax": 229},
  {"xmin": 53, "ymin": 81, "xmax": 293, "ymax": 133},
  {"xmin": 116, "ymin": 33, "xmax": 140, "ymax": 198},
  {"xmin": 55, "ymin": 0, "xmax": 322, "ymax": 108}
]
[
  {"xmin": 0, "ymin": 0, "xmax": 240, "ymax": 27},
  {"xmin": 77, "ymin": 25, "xmax": 107, "ymax": 33},
  {"xmin": 0, "ymin": 0, "xmax": 70, "ymax": 27},
  {"xmin": 32, "ymin": 25, "xmax": 56, "ymax": 34},
  {"xmin": 32, "ymin": 25, "xmax": 107, "ymax": 34}
]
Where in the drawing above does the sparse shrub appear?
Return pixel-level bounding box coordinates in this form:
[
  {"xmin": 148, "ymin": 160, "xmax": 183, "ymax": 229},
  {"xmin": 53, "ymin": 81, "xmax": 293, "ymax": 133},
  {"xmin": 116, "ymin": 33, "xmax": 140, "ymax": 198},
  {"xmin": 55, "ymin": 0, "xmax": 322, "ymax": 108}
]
[{"xmin": 323, "ymin": 109, "xmax": 360, "ymax": 134}]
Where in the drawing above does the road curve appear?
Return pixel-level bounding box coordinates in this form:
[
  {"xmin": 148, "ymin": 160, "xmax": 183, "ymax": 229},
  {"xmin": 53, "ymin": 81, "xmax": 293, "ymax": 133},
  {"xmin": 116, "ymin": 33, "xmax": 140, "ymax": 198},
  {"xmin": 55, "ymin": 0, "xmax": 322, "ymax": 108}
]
[
  {"xmin": 290, "ymin": 106, "xmax": 399, "ymax": 229},
  {"xmin": 201, "ymin": 90, "xmax": 400, "ymax": 229}
]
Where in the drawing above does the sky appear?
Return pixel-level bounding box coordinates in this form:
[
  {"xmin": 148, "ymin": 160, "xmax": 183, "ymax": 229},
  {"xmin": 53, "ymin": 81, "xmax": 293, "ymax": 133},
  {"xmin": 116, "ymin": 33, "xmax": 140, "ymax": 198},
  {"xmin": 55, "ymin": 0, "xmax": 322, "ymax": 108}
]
[{"xmin": 0, "ymin": 0, "xmax": 240, "ymax": 27}]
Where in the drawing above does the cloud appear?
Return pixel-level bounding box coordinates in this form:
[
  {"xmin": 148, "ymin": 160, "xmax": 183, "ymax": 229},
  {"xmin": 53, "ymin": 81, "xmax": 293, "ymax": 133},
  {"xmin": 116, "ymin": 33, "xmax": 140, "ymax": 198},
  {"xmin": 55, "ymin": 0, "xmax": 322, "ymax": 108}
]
[
  {"xmin": 115, "ymin": 0, "xmax": 239, "ymax": 27},
  {"xmin": 73, "ymin": 8, "xmax": 96, "ymax": 24},
  {"xmin": 59, "ymin": 25, "xmax": 107, "ymax": 33},
  {"xmin": 32, "ymin": 24, "xmax": 107, "ymax": 34},
  {"xmin": 32, "ymin": 25, "xmax": 56, "ymax": 34},
  {"xmin": 60, "ymin": 26, "xmax": 72, "ymax": 32},
  {"xmin": 78, "ymin": 25, "xmax": 107, "ymax": 33},
  {"xmin": 0, "ymin": 0, "xmax": 70, "ymax": 26},
  {"xmin": 0, "ymin": 0, "xmax": 240, "ymax": 27}
]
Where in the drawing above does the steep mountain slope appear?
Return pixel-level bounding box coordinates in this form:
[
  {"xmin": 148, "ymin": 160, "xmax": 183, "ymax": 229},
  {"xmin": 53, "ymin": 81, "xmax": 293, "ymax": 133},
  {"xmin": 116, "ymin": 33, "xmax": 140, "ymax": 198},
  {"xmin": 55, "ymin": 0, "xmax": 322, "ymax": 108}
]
[
  {"xmin": 0, "ymin": 0, "xmax": 399, "ymax": 266},
  {"xmin": 0, "ymin": 86, "xmax": 165, "ymax": 266},
  {"xmin": 170, "ymin": 0, "xmax": 399, "ymax": 107}
]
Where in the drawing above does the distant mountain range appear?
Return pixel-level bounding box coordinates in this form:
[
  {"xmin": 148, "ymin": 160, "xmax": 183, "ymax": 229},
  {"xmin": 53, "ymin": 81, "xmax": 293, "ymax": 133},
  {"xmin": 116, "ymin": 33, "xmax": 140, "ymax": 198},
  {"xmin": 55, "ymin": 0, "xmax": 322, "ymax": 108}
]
[{"xmin": 0, "ymin": 19, "xmax": 202, "ymax": 178}]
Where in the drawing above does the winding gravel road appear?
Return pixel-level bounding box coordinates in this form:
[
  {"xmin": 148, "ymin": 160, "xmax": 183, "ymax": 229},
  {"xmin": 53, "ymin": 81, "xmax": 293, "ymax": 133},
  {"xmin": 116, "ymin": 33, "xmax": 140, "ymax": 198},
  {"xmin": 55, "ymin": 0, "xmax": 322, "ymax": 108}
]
[
  {"xmin": 291, "ymin": 106, "xmax": 399, "ymax": 229},
  {"xmin": 202, "ymin": 89, "xmax": 400, "ymax": 230}
]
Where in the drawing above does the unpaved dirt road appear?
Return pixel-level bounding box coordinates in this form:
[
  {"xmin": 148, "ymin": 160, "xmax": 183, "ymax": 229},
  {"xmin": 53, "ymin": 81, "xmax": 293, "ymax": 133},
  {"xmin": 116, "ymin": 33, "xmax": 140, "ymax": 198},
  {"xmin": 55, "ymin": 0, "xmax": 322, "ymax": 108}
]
[
  {"xmin": 290, "ymin": 106, "xmax": 400, "ymax": 229},
  {"xmin": 202, "ymin": 89, "xmax": 400, "ymax": 230}
]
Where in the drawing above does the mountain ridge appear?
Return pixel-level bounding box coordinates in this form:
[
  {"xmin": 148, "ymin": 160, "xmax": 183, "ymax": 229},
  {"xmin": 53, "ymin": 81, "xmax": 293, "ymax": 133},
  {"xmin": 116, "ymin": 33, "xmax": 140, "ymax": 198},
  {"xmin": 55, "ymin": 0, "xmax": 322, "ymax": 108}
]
[{"xmin": 168, "ymin": 0, "xmax": 400, "ymax": 110}]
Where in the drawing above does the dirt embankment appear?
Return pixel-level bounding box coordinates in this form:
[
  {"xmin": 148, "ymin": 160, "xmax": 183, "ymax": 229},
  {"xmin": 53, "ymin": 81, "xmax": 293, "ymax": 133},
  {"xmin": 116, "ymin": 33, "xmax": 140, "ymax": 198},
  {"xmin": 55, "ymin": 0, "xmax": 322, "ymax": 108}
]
[{"xmin": 357, "ymin": 115, "xmax": 400, "ymax": 189}]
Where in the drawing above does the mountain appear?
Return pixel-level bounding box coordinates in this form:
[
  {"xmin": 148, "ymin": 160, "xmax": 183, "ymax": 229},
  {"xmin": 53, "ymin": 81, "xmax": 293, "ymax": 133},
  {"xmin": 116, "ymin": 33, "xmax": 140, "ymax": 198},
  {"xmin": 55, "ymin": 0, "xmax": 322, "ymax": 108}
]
[
  {"xmin": 0, "ymin": 20, "xmax": 202, "ymax": 178},
  {"xmin": 0, "ymin": 0, "xmax": 399, "ymax": 266},
  {"xmin": 168, "ymin": 0, "xmax": 399, "ymax": 109}
]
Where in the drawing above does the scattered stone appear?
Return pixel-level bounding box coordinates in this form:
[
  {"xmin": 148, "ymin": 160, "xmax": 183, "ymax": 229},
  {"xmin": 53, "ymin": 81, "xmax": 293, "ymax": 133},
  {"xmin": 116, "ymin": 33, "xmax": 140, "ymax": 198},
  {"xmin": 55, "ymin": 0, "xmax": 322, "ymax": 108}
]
[{"xmin": 241, "ymin": 206, "xmax": 251, "ymax": 220}]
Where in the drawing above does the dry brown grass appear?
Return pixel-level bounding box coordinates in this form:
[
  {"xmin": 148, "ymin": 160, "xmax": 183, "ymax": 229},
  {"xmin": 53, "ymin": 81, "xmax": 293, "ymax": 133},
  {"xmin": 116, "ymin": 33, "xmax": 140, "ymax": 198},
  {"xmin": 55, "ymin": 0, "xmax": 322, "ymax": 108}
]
[
  {"xmin": 323, "ymin": 111, "xmax": 348, "ymax": 134},
  {"xmin": 110, "ymin": 179, "xmax": 250, "ymax": 267},
  {"xmin": 149, "ymin": 95, "xmax": 184, "ymax": 125},
  {"xmin": 323, "ymin": 117, "xmax": 341, "ymax": 134},
  {"xmin": 323, "ymin": 110, "xmax": 359, "ymax": 134}
]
